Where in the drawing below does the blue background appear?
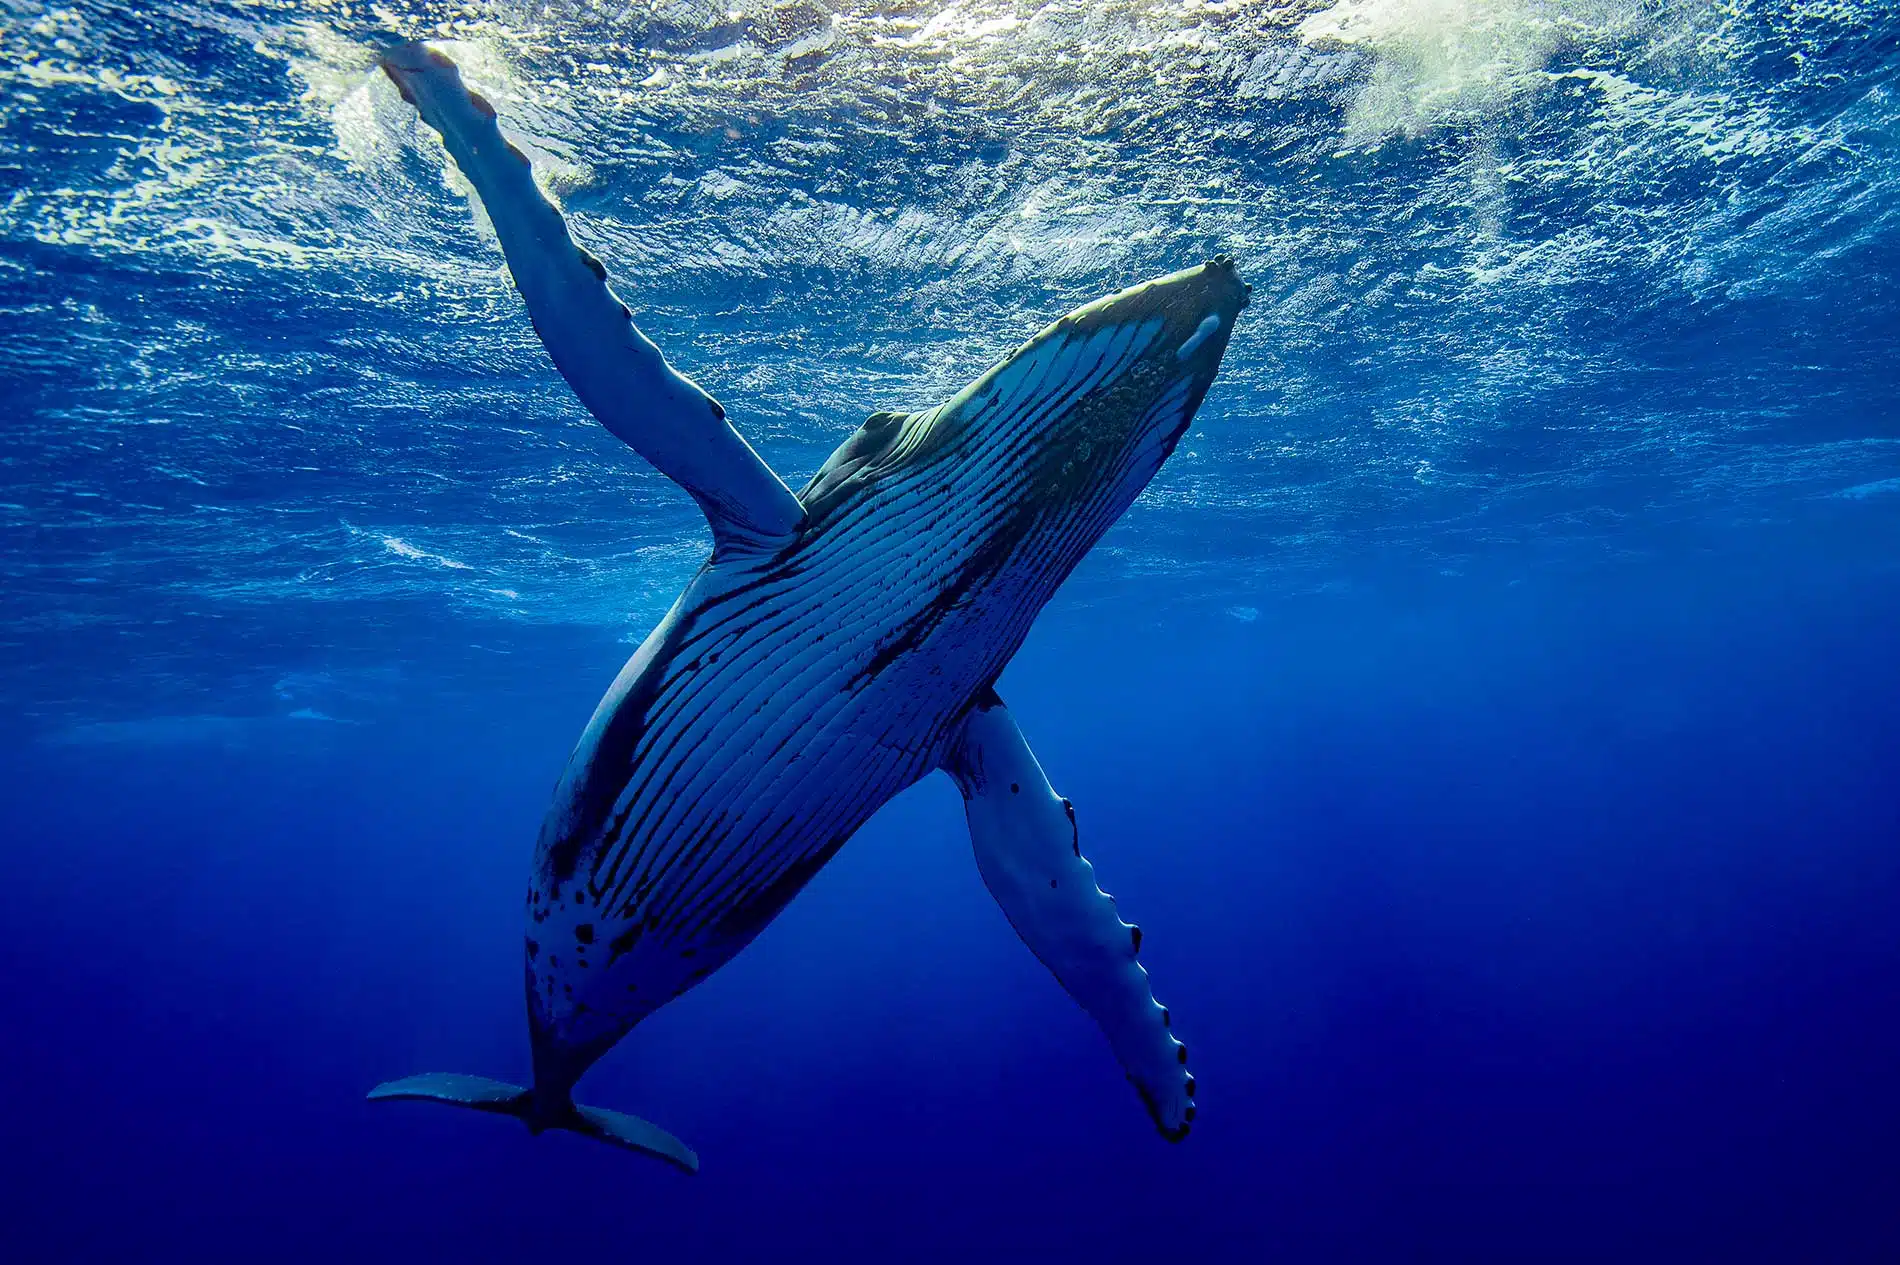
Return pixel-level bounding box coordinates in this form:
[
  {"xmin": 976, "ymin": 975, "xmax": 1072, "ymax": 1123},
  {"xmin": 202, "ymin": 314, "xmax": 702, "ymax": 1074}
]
[{"xmin": 8, "ymin": 559, "xmax": 1899, "ymax": 1261}]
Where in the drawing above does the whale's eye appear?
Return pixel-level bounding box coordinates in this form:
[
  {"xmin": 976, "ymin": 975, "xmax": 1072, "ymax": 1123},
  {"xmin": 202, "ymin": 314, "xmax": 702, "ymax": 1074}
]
[{"xmin": 1176, "ymin": 314, "xmax": 1222, "ymax": 362}]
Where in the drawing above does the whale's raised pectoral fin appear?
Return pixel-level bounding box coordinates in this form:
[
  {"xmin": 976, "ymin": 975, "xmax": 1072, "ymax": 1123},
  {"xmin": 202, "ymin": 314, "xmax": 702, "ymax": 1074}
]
[
  {"xmin": 378, "ymin": 42, "xmax": 804, "ymax": 551},
  {"xmin": 943, "ymin": 691, "xmax": 1195, "ymax": 1140}
]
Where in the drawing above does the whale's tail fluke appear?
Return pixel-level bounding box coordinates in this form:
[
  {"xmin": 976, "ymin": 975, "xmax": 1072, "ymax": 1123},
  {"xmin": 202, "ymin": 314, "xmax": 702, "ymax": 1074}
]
[{"xmin": 366, "ymin": 1073, "xmax": 699, "ymax": 1172}]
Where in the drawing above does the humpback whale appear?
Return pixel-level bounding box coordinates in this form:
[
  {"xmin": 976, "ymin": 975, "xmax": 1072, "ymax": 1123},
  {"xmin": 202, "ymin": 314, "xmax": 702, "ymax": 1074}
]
[{"xmin": 367, "ymin": 42, "xmax": 1249, "ymax": 1173}]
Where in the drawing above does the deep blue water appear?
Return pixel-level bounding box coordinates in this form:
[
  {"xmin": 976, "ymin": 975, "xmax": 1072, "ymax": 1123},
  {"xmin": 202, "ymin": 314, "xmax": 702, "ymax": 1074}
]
[{"xmin": 6, "ymin": 2, "xmax": 1900, "ymax": 1262}]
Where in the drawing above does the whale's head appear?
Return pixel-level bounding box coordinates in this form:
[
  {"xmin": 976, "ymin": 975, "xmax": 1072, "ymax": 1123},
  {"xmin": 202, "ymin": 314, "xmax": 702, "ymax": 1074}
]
[
  {"xmin": 924, "ymin": 256, "xmax": 1250, "ymax": 527},
  {"xmin": 802, "ymin": 258, "xmax": 1249, "ymax": 533},
  {"xmin": 1022, "ymin": 254, "xmax": 1248, "ymax": 464}
]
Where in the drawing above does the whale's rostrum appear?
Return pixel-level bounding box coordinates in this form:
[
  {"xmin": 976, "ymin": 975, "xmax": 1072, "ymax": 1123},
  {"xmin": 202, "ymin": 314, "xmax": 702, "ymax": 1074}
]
[{"xmin": 368, "ymin": 41, "xmax": 1249, "ymax": 1170}]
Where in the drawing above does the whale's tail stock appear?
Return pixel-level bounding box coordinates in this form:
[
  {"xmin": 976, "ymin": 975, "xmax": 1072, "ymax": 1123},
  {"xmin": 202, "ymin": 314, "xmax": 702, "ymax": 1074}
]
[{"xmin": 366, "ymin": 1073, "xmax": 699, "ymax": 1172}]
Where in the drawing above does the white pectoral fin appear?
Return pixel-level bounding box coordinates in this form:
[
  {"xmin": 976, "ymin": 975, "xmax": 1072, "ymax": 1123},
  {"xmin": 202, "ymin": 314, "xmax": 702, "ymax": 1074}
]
[
  {"xmin": 944, "ymin": 692, "xmax": 1195, "ymax": 1140},
  {"xmin": 378, "ymin": 42, "xmax": 804, "ymax": 548}
]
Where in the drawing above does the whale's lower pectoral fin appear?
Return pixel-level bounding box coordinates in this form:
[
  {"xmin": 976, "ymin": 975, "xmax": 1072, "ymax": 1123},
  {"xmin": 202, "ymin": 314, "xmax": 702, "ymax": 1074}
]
[
  {"xmin": 377, "ymin": 42, "xmax": 804, "ymax": 552},
  {"xmin": 943, "ymin": 691, "xmax": 1195, "ymax": 1140}
]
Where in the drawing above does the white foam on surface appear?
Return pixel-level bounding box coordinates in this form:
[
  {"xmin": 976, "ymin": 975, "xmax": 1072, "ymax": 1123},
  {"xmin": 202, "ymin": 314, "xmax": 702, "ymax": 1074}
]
[
  {"xmin": 380, "ymin": 536, "xmax": 474, "ymax": 571},
  {"xmin": 1298, "ymin": 0, "xmax": 1648, "ymax": 143},
  {"xmin": 1835, "ymin": 477, "xmax": 1900, "ymax": 501}
]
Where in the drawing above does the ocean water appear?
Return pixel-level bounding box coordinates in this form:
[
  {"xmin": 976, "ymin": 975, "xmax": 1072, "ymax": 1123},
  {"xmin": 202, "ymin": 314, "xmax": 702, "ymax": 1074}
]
[{"xmin": 4, "ymin": 1, "xmax": 1899, "ymax": 1261}]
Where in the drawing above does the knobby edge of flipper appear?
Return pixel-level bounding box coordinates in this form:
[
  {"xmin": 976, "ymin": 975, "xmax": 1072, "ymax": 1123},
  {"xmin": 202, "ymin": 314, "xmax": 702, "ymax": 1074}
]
[
  {"xmin": 946, "ymin": 691, "xmax": 1197, "ymax": 1143},
  {"xmin": 373, "ymin": 39, "xmax": 806, "ymax": 555},
  {"xmin": 367, "ymin": 1073, "xmax": 700, "ymax": 1173}
]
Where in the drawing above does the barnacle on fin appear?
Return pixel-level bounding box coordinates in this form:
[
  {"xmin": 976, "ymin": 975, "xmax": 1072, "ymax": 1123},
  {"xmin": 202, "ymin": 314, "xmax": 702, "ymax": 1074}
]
[
  {"xmin": 577, "ymin": 248, "xmax": 607, "ymax": 281},
  {"xmin": 469, "ymin": 91, "xmax": 497, "ymax": 120}
]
